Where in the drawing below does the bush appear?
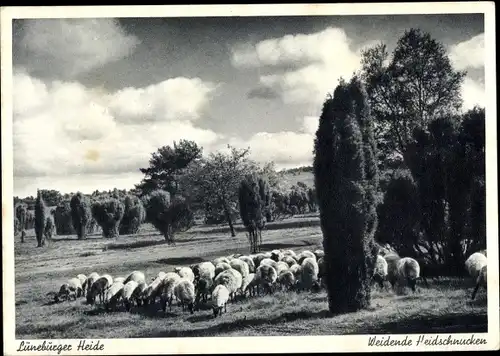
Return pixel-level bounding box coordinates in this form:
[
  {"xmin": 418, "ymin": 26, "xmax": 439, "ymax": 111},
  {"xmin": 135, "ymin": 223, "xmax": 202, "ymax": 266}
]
[
  {"xmin": 70, "ymin": 192, "xmax": 92, "ymax": 239},
  {"xmin": 34, "ymin": 190, "xmax": 47, "ymax": 247},
  {"xmin": 15, "ymin": 203, "xmax": 28, "ymax": 238},
  {"xmin": 54, "ymin": 201, "xmax": 75, "ymax": 235},
  {"xmin": 91, "ymin": 198, "xmax": 125, "ymax": 238},
  {"xmin": 119, "ymin": 195, "xmax": 146, "ymax": 235}
]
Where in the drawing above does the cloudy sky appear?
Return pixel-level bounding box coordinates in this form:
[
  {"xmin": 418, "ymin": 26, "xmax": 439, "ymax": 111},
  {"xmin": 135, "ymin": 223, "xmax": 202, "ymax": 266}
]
[{"xmin": 12, "ymin": 14, "xmax": 485, "ymax": 198}]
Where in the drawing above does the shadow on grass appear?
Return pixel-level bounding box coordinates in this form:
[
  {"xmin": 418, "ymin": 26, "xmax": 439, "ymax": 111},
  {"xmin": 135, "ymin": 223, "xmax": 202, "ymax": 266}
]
[
  {"xmin": 197, "ymin": 219, "xmax": 321, "ymax": 235},
  {"xmin": 16, "ymin": 320, "xmax": 82, "ymax": 337},
  {"xmin": 353, "ymin": 313, "xmax": 488, "ymax": 335},
  {"xmin": 259, "ymin": 241, "xmax": 313, "ymax": 250},
  {"xmin": 156, "ymin": 256, "xmax": 206, "ymax": 266},
  {"xmin": 133, "ymin": 309, "xmax": 332, "ymax": 337},
  {"xmin": 105, "ymin": 239, "xmax": 170, "ymax": 251},
  {"xmin": 79, "ymin": 251, "xmax": 96, "ymax": 257}
]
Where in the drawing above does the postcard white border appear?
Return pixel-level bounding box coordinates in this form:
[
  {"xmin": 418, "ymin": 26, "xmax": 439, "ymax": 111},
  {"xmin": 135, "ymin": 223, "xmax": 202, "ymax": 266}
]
[{"xmin": 2, "ymin": 2, "xmax": 498, "ymax": 355}]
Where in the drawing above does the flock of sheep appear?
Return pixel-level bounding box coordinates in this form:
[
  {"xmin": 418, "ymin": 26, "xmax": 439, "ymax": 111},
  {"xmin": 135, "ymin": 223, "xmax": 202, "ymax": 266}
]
[{"xmin": 51, "ymin": 247, "xmax": 488, "ymax": 318}]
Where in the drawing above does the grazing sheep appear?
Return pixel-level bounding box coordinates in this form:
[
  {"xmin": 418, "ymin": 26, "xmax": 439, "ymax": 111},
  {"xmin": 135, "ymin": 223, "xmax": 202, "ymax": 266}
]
[
  {"xmin": 55, "ymin": 278, "xmax": 83, "ymax": 302},
  {"xmin": 255, "ymin": 264, "xmax": 278, "ymax": 295},
  {"xmin": 282, "ymin": 250, "xmax": 297, "ymax": 259},
  {"xmin": 385, "ymin": 252, "xmax": 402, "ymax": 288},
  {"xmin": 124, "ymin": 271, "xmax": 146, "ymax": 284},
  {"xmin": 471, "ymin": 265, "xmax": 487, "ymax": 300},
  {"xmin": 143, "ymin": 274, "xmax": 166, "ymax": 306},
  {"xmin": 87, "ymin": 275, "xmax": 113, "ymax": 305},
  {"xmin": 263, "ymin": 252, "xmax": 272, "ymax": 258},
  {"xmin": 213, "ymin": 268, "xmax": 243, "ymax": 301},
  {"xmin": 373, "ymin": 255, "xmax": 389, "ymax": 289},
  {"xmin": 227, "ymin": 253, "xmax": 242, "ymax": 259},
  {"xmin": 194, "ymin": 276, "xmax": 213, "ymax": 307},
  {"xmin": 238, "ymin": 256, "xmax": 256, "ymax": 273},
  {"xmin": 229, "ymin": 258, "xmax": 250, "ymax": 280},
  {"xmin": 389, "ymin": 257, "xmax": 420, "ymax": 294},
  {"xmin": 105, "ymin": 281, "xmax": 125, "ymax": 311},
  {"xmin": 282, "ymin": 256, "xmax": 298, "ymax": 268},
  {"xmin": 211, "ymin": 284, "xmax": 230, "ymax": 317},
  {"xmin": 174, "ymin": 279, "xmax": 196, "ymax": 314},
  {"xmin": 151, "ymin": 271, "xmax": 167, "ymax": 282},
  {"xmin": 314, "ymin": 249, "xmax": 325, "ymax": 260},
  {"xmin": 159, "ymin": 273, "xmax": 182, "ymax": 313},
  {"xmin": 289, "ymin": 264, "xmax": 302, "ymax": 279},
  {"xmin": 260, "ymin": 258, "xmax": 278, "ymax": 271},
  {"xmin": 297, "ymin": 257, "xmax": 319, "ymax": 292},
  {"xmin": 121, "ymin": 281, "xmax": 139, "ymax": 311},
  {"xmin": 275, "ymin": 261, "xmax": 289, "ymax": 276},
  {"xmin": 277, "ymin": 270, "xmax": 296, "ymax": 291},
  {"xmin": 132, "ymin": 281, "xmax": 148, "ymax": 307},
  {"xmin": 297, "ymin": 250, "xmax": 316, "ymax": 264},
  {"xmin": 240, "ymin": 273, "xmax": 256, "ymax": 297},
  {"xmin": 252, "ymin": 253, "xmax": 267, "ymax": 268},
  {"xmin": 213, "ymin": 257, "xmax": 231, "ymax": 266},
  {"xmin": 77, "ymin": 274, "xmax": 87, "ymax": 288},
  {"xmin": 270, "ymin": 249, "xmax": 284, "ymax": 262},
  {"xmin": 114, "ymin": 277, "xmax": 126, "ymax": 284},
  {"xmin": 174, "ymin": 267, "xmax": 195, "ymax": 283},
  {"xmin": 83, "ymin": 272, "xmax": 99, "ymax": 297},
  {"xmin": 244, "ymin": 273, "xmax": 261, "ymax": 297},
  {"xmin": 214, "ymin": 262, "xmax": 232, "ymax": 277},
  {"xmin": 465, "ymin": 252, "xmax": 488, "ymax": 300},
  {"xmin": 192, "ymin": 262, "xmax": 216, "ymax": 281}
]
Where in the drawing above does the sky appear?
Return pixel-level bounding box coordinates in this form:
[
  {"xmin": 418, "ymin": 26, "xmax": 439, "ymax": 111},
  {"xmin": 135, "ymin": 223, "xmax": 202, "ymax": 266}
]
[{"xmin": 11, "ymin": 14, "xmax": 485, "ymax": 198}]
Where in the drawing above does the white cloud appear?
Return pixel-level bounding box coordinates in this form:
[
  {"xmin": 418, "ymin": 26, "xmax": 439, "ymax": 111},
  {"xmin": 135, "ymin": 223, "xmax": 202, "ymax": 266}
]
[
  {"xmin": 18, "ymin": 19, "xmax": 140, "ymax": 78},
  {"xmin": 13, "ymin": 72, "xmax": 221, "ymax": 186},
  {"xmin": 107, "ymin": 78, "xmax": 219, "ymax": 123},
  {"xmin": 232, "ymin": 27, "xmax": 361, "ymax": 106},
  {"xmin": 461, "ymin": 77, "xmax": 485, "ymax": 112},
  {"xmin": 449, "ymin": 33, "xmax": 484, "ymax": 71},
  {"xmin": 301, "ymin": 116, "xmax": 319, "ymax": 135}
]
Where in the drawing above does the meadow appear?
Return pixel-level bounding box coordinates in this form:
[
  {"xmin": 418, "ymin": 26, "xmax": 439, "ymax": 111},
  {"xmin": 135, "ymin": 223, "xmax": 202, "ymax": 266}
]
[{"xmin": 14, "ymin": 215, "xmax": 487, "ymax": 339}]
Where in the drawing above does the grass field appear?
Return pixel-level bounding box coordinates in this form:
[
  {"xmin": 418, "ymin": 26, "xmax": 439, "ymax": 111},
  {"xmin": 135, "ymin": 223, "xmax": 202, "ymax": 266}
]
[{"xmin": 14, "ymin": 216, "xmax": 487, "ymax": 339}]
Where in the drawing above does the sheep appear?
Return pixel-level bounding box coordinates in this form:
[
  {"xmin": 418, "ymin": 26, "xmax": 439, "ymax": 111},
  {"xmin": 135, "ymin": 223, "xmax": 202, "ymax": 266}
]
[
  {"xmin": 289, "ymin": 264, "xmax": 302, "ymax": 280},
  {"xmin": 238, "ymin": 256, "xmax": 256, "ymax": 273},
  {"xmin": 159, "ymin": 273, "xmax": 182, "ymax": 313},
  {"xmin": 240, "ymin": 273, "xmax": 256, "ymax": 298},
  {"xmin": 121, "ymin": 281, "xmax": 139, "ymax": 311},
  {"xmin": 124, "ymin": 271, "xmax": 146, "ymax": 284},
  {"xmin": 244, "ymin": 273, "xmax": 261, "ymax": 297},
  {"xmin": 372, "ymin": 255, "xmax": 389, "ymax": 290},
  {"xmin": 296, "ymin": 257, "xmax": 320, "ymax": 292},
  {"xmin": 297, "ymin": 250, "xmax": 316, "ymax": 264},
  {"xmin": 389, "ymin": 257, "xmax": 421, "ymax": 294},
  {"xmin": 282, "ymin": 256, "xmax": 298, "ymax": 268},
  {"xmin": 114, "ymin": 277, "xmax": 126, "ymax": 284},
  {"xmin": 317, "ymin": 257, "xmax": 326, "ymax": 288},
  {"xmin": 314, "ymin": 249, "xmax": 325, "ymax": 260},
  {"xmin": 87, "ymin": 274, "xmax": 113, "ymax": 305},
  {"xmin": 194, "ymin": 276, "xmax": 213, "ymax": 307},
  {"xmin": 260, "ymin": 258, "xmax": 278, "ymax": 271},
  {"xmin": 282, "ymin": 250, "xmax": 297, "ymax": 259},
  {"xmin": 211, "ymin": 284, "xmax": 230, "ymax": 317},
  {"xmin": 229, "ymin": 258, "xmax": 250, "ymax": 280},
  {"xmin": 214, "ymin": 262, "xmax": 232, "ymax": 277},
  {"xmin": 471, "ymin": 265, "xmax": 487, "ymax": 300},
  {"xmin": 275, "ymin": 261, "xmax": 289, "ymax": 276},
  {"xmin": 252, "ymin": 253, "xmax": 267, "ymax": 268},
  {"xmin": 213, "ymin": 257, "xmax": 231, "ymax": 266},
  {"xmin": 174, "ymin": 279, "xmax": 196, "ymax": 314},
  {"xmin": 227, "ymin": 253, "xmax": 242, "ymax": 259},
  {"xmin": 277, "ymin": 270, "xmax": 296, "ymax": 291},
  {"xmin": 104, "ymin": 281, "xmax": 125, "ymax": 311},
  {"xmin": 142, "ymin": 274, "xmax": 166, "ymax": 306},
  {"xmin": 77, "ymin": 274, "xmax": 87, "ymax": 288},
  {"xmin": 270, "ymin": 249, "xmax": 284, "ymax": 262},
  {"xmin": 55, "ymin": 278, "xmax": 83, "ymax": 302},
  {"xmin": 384, "ymin": 252, "xmax": 402, "ymax": 289},
  {"xmin": 213, "ymin": 268, "xmax": 243, "ymax": 302},
  {"xmin": 151, "ymin": 271, "xmax": 167, "ymax": 282},
  {"xmin": 465, "ymin": 252, "xmax": 488, "ymax": 300},
  {"xmin": 82, "ymin": 272, "xmax": 99, "ymax": 297},
  {"xmin": 174, "ymin": 266, "xmax": 195, "ymax": 283},
  {"xmin": 132, "ymin": 281, "xmax": 148, "ymax": 307},
  {"xmin": 192, "ymin": 262, "xmax": 216, "ymax": 281},
  {"xmin": 255, "ymin": 264, "xmax": 278, "ymax": 295}
]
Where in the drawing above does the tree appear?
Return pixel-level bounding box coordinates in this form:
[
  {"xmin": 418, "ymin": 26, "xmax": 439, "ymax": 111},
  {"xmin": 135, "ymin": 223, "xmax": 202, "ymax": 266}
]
[
  {"xmin": 136, "ymin": 140, "xmax": 202, "ymax": 196},
  {"xmin": 34, "ymin": 189, "xmax": 47, "ymax": 247},
  {"xmin": 181, "ymin": 145, "xmax": 256, "ymax": 237},
  {"xmin": 91, "ymin": 198, "xmax": 125, "ymax": 238},
  {"xmin": 313, "ymin": 77, "xmax": 379, "ymax": 314},
  {"xmin": 119, "ymin": 195, "xmax": 146, "ymax": 235},
  {"xmin": 360, "ymin": 28, "xmax": 466, "ymax": 167},
  {"xmin": 238, "ymin": 173, "xmax": 266, "ymax": 253},
  {"xmin": 39, "ymin": 189, "xmax": 63, "ymax": 207},
  {"xmin": 54, "ymin": 201, "xmax": 75, "ymax": 235},
  {"xmin": 70, "ymin": 192, "xmax": 92, "ymax": 239},
  {"xmin": 15, "ymin": 203, "xmax": 28, "ymax": 241},
  {"xmin": 258, "ymin": 177, "xmax": 272, "ymax": 223}
]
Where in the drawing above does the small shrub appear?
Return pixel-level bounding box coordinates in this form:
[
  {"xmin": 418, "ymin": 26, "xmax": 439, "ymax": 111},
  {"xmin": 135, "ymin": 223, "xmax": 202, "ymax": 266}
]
[
  {"xmin": 70, "ymin": 192, "xmax": 92, "ymax": 239},
  {"xmin": 119, "ymin": 195, "xmax": 146, "ymax": 235},
  {"xmin": 91, "ymin": 198, "xmax": 125, "ymax": 238}
]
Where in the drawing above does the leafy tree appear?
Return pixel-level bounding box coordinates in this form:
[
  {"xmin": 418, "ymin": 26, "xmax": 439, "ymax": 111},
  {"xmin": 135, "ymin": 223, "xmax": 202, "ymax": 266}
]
[
  {"xmin": 119, "ymin": 195, "xmax": 146, "ymax": 235},
  {"xmin": 54, "ymin": 201, "xmax": 75, "ymax": 235},
  {"xmin": 70, "ymin": 192, "xmax": 92, "ymax": 239},
  {"xmin": 136, "ymin": 140, "xmax": 202, "ymax": 196},
  {"xmin": 15, "ymin": 203, "xmax": 28, "ymax": 239},
  {"xmin": 91, "ymin": 198, "xmax": 125, "ymax": 238},
  {"xmin": 238, "ymin": 173, "xmax": 266, "ymax": 253},
  {"xmin": 360, "ymin": 28, "xmax": 466, "ymax": 166},
  {"xmin": 313, "ymin": 77, "xmax": 379, "ymax": 314},
  {"xmin": 34, "ymin": 189, "xmax": 47, "ymax": 247},
  {"xmin": 39, "ymin": 189, "xmax": 63, "ymax": 207}
]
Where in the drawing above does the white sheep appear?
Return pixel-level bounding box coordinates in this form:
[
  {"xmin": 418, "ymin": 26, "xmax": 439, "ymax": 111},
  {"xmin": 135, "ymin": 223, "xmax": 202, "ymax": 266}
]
[
  {"xmin": 213, "ymin": 257, "xmax": 231, "ymax": 266},
  {"xmin": 297, "ymin": 250, "xmax": 316, "ymax": 264},
  {"xmin": 255, "ymin": 264, "xmax": 278, "ymax": 295},
  {"xmin": 82, "ymin": 272, "xmax": 99, "ymax": 297},
  {"xmin": 297, "ymin": 257, "xmax": 320, "ymax": 292},
  {"xmin": 159, "ymin": 273, "xmax": 182, "ymax": 313},
  {"xmin": 240, "ymin": 273, "xmax": 256, "ymax": 298},
  {"xmin": 174, "ymin": 266, "xmax": 195, "ymax": 283},
  {"xmin": 229, "ymin": 258, "xmax": 250, "ymax": 280},
  {"xmin": 373, "ymin": 255, "xmax": 389, "ymax": 290},
  {"xmin": 77, "ymin": 274, "xmax": 87, "ymax": 288},
  {"xmin": 192, "ymin": 262, "xmax": 216, "ymax": 281},
  {"xmin": 465, "ymin": 252, "xmax": 488, "ymax": 300},
  {"xmin": 282, "ymin": 256, "xmax": 298, "ymax": 268},
  {"xmin": 282, "ymin": 250, "xmax": 297, "ymax": 258},
  {"xmin": 55, "ymin": 278, "xmax": 83, "ymax": 302},
  {"xmin": 260, "ymin": 258, "xmax": 278, "ymax": 271},
  {"xmin": 151, "ymin": 271, "xmax": 167, "ymax": 282},
  {"xmin": 213, "ymin": 268, "xmax": 243, "ymax": 301},
  {"xmin": 211, "ymin": 284, "xmax": 230, "ymax": 317},
  {"xmin": 124, "ymin": 271, "xmax": 146, "ymax": 284},
  {"xmin": 390, "ymin": 257, "xmax": 420, "ymax": 294},
  {"xmin": 238, "ymin": 256, "xmax": 256, "ymax": 273},
  {"xmin": 275, "ymin": 261, "xmax": 289, "ymax": 276},
  {"xmin": 214, "ymin": 262, "xmax": 232, "ymax": 277},
  {"xmin": 252, "ymin": 253, "xmax": 267, "ymax": 268},
  {"xmin": 263, "ymin": 252, "xmax": 272, "ymax": 259},
  {"xmin": 105, "ymin": 281, "xmax": 125, "ymax": 311},
  {"xmin": 314, "ymin": 249, "xmax": 325, "ymax": 260},
  {"xmin": 270, "ymin": 249, "xmax": 284, "ymax": 262},
  {"xmin": 113, "ymin": 277, "xmax": 126, "ymax": 284},
  {"xmin": 142, "ymin": 274, "xmax": 165, "ymax": 306},
  {"xmin": 174, "ymin": 279, "xmax": 196, "ymax": 314},
  {"xmin": 87, "ymin": 275, "xmax": 113, "ymax": 305},
  {"xmin": 472, "ymin": 265, "xmax": 487, "ymax": 300},
  {"xmin": 132, "ymin": 281, "xmax": 148, "ymax": 307},
  {"xmin": 289, "ymin": 264, "xmax": 302, "ymax": 280},
  {"xmin": 277, "ymin": 270, "xmax": 296, "ymax": 291},
  {"xmin": 121, "ymin": 281, "xmax": 139, "ymax": 311}
]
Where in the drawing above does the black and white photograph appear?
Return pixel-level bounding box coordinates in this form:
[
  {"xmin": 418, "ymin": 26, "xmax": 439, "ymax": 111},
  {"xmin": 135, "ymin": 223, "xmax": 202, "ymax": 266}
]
[{"xmin": 2, "ymin": 3, "xmax": 498, "ymax": 354}]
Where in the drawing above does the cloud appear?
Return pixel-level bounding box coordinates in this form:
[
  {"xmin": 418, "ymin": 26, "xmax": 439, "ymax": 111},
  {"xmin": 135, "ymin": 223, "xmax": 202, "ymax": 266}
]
[
  {"xmin": 301, "ymin": 116, "xmax": 319, "ymax": 135},
  {"xmin": 232, "ymin": 27, "xmax": 361, "ymax": 107},
  {"xmin": 15, "ymin": 19, "xmax": 140, "ymax": 79},
  {"xmin": 461, "ymin": 77, "xmax": 485, "ymax": 111},
  {"xmin": 13, "ymin": 72, "xmax": 220, "ymax": 182},
  {"xmin": 449, "ymin": 33, "xmax": 484, "ymax": 71},
  {"xmin": 247, "ymin": 86, "xmax": 280, "ymax": 100}
]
